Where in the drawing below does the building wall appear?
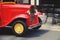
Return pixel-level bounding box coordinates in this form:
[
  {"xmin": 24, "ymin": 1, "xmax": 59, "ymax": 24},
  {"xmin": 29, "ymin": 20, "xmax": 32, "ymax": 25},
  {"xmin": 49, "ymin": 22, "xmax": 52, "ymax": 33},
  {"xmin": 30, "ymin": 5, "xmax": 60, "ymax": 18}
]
[
  {"xmin": 30, "ymin": 0, "xmax": 39, "ymax": 5},
  {"xmin": 23, "ymin": 0, "xmax": 29, "ymax": 3},
  {"xmin": 16, "ymin": 0, "xmax": 39, "ymax": 5}
]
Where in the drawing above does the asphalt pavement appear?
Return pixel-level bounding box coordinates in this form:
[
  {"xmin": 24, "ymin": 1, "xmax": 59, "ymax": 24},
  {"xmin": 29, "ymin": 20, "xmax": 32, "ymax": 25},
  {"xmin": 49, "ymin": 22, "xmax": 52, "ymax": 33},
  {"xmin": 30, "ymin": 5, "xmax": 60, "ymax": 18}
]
[
  {"xmin": 0, "ymin": 14, "xmax": 60, "ymax": 40},
  {"xmin": 0, "ymin": 27, "xmax": 60, "ymax": 40}
]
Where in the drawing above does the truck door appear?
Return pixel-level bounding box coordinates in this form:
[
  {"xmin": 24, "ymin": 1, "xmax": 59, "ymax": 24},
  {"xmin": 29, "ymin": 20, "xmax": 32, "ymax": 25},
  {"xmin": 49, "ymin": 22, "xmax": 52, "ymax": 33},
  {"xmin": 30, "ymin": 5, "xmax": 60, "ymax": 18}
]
[
  {"xmin": 0, "ymin": 0, "xmax": 2, "ymax": 26},
  {"xmin": 0, "ymin": 0, "xmax": 1, "ymax": 15},
  {"xmin": 0, "ymin": 0, "xmax": 15, "ymax": 27}
]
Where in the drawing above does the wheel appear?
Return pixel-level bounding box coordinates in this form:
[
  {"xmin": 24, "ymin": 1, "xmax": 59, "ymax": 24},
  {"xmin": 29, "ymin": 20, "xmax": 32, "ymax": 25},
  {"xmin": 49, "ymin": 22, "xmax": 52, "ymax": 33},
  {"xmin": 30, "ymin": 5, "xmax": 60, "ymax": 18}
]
[
  {"xmin": 33, "ymin": 17, "xmax": 42, "ymax": 30},
  {"xmin": 11, "ymin": 20, "xmax": 28, "ymax": 36}
]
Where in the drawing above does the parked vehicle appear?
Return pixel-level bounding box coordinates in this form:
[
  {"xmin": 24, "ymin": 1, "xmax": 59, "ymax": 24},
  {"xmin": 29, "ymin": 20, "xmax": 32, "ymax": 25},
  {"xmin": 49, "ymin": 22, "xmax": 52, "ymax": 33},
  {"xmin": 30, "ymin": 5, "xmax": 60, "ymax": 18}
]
[{"xmin": 0, "ymin": 0, "xmax": 42, "ymax": 36}]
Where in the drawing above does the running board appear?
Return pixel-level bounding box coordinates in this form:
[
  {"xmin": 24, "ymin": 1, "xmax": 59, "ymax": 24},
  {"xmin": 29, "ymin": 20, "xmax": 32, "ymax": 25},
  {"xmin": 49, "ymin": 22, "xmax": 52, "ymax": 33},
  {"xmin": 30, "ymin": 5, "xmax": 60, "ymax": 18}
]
[{"xmin": 28, "ymin": 23, "xmax": 41, "ymax": 29}]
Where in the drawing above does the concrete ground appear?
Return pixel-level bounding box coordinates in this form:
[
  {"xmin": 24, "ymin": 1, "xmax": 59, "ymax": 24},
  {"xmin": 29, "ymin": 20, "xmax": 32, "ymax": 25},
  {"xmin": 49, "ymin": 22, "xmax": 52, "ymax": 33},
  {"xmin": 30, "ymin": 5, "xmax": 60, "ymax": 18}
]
[
  {"xmin": 40, "ymin": 24, "xmax": 60, "ymax": 31},
  {"xmin": 39, "ymin": 14, "xmax": 60, "ymax": 31},
  {"xmin": 0, "ymin": 26, "xmax": 60, "ymax": 40}
]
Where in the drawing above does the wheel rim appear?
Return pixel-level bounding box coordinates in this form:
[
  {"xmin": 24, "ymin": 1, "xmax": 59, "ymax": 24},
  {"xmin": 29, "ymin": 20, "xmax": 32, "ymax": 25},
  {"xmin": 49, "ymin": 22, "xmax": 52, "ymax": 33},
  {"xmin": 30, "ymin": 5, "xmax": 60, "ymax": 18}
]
[{"xmin": 14, "ymin": 23, "xmax": 24, "ymax": 34}]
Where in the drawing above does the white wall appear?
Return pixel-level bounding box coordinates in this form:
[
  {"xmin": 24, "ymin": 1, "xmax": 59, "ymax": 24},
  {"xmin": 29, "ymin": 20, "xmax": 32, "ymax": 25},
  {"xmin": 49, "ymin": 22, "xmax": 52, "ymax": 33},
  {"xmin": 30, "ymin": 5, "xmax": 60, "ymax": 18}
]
[
  {"xmin": 31, "ymin": 0, "xmax": 35, "ymax": 5},
  {"xmin": 23, "ymin": 0, "xmax": 29, "ymax": 3},
  {"xmin": 31, "ymin": 0, "xmax": 39, "ymax": 5},
  {"xmin": 36, "ymin": 0, "xmax": 39, "ymax": 5}
]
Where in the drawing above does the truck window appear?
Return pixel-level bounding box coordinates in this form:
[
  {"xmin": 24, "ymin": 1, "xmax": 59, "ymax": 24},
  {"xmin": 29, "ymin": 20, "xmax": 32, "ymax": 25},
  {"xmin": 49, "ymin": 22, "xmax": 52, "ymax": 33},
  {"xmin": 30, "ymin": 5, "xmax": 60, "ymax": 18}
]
[
  {"xmin": 3, "ymin": 0, "xmax": 14, "ymax": 2},
  {"xmin": 16, "ymin": 0, "xmax": 30, "ymax": 4},
  {"xmin": 2, "ymin": 0, "xmax": 15, "ymax": 4},
  {"xmin": 2, "ymin": 0, "xmax": 30, "ymax": 4},
  {"xmin": 0, "ymin": 0, "xmax": 1, "ymax": 1}
]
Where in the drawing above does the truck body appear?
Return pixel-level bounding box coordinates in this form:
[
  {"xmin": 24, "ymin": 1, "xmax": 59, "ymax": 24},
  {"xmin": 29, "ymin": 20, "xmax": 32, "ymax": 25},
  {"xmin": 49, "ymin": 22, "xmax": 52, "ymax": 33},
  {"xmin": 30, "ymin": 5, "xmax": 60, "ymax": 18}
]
[{"xmin": 0, "ymin": 0, "xmax": 42, "ymax": 36}]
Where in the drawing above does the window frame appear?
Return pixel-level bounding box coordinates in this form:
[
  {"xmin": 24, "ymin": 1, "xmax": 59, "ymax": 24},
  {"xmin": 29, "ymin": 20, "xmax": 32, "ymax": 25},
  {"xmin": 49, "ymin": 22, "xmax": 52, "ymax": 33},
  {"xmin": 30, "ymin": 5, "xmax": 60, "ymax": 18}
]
[
  {"xmin": 1, "ymin": 0, "xmax": 16, "ymax": 4},
  {"xmin": 2, "ymin": 0, "xmax": 15, "ymax": 2}
]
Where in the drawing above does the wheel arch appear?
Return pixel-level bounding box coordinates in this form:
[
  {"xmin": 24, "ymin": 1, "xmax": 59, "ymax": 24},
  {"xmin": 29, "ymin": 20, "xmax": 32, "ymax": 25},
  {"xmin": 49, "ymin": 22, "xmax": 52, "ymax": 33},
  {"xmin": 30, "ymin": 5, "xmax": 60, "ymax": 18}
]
[{"xmin": 8, "ymin": 18, "xmax": 27, "ymax": 26}]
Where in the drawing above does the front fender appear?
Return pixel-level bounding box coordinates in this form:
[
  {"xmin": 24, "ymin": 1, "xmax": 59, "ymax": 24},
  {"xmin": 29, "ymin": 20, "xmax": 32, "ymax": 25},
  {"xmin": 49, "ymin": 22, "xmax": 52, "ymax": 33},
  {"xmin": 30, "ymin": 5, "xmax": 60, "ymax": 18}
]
[
  {"xmin": 14, "ymin": 14, "xmax": 30, "ymax": 19},
  {"xmin": 8, "ymin": 13, "xmax": 30, "ymax": 26},
  {"xmin": 10, "ymin": 13, "xmax": 30, "ymax": 24},
  {"xmin": 35, "ymin": 12, "xmax": 43, "ymax": 15},
  {"xmin": 0, "ymin": 13, "xmax": 30, "ymax": 28}
]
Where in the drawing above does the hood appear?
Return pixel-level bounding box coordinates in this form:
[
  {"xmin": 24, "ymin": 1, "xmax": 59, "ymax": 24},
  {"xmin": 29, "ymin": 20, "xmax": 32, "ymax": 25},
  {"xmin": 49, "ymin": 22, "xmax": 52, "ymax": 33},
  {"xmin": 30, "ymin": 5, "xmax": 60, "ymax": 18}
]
[
  {"xmin": 3, "ymin": 4, "xmax": 33, "ymax": 13},
  {"xmin": 3, "ymin": 4, "xmax": 32, "ymax": 9}
]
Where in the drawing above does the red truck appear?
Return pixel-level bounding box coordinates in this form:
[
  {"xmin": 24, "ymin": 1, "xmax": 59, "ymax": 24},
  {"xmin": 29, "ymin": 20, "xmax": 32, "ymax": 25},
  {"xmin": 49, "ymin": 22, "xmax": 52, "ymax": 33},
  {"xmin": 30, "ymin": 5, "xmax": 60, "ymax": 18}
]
[{"xmin": 0, "ymin": 0, "xmax": 42, "ymax": 36}]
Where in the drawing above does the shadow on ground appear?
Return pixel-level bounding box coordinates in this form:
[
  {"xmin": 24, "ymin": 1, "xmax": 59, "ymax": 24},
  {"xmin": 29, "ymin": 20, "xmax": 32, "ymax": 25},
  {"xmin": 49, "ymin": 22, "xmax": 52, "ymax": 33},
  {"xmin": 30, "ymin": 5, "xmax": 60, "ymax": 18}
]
[
  {"xmin": 0, "ymin": 28, "xmax": 13, "ymax": 36},
  {"xmin": 0, "ymin": 28, "xmax": 49, "ymax": 38},
  {"xmin": 23, "ymin": 29, "xmax": 49, "ymax": 38}
]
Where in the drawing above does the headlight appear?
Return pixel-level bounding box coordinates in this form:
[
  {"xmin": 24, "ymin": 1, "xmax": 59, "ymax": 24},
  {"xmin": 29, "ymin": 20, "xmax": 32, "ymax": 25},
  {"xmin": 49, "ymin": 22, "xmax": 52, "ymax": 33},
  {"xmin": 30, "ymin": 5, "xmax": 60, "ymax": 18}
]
[
  {"xmin": 27, "ymin": 6, "xmax": 38, "ymax": 15},
  {"xmin": 27, "ymin": 10, "xmax": 30, "ymax": 14},
  {"xmin": 30, "ymin": 6, "xmax": 36, "ymax": 14},
  {"xmin": 35, "ymin": 9, "xmax": 38, "ymax": 13}
]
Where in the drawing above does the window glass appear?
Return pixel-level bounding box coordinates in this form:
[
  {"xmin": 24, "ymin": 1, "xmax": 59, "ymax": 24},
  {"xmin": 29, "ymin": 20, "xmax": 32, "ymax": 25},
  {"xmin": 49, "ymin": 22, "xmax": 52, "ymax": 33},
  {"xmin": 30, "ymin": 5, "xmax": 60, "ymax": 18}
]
[
  {"xmin": 2, "ymin": 0, "xmax": 30, "ymax": 4},
  {"xmin": 23, "ymin": 0, "xmax": 29, "ymax": 4},
  {"xmin": 16, "ymin": 0, "xmax": 30, "ymax": 4},
  {"xmin": 0, "ymin": 0, "xmax": 1, "ymax": 2},
  {"xmin": 3, "ymin": 0, "xmax": 14, "ymax": 2}
]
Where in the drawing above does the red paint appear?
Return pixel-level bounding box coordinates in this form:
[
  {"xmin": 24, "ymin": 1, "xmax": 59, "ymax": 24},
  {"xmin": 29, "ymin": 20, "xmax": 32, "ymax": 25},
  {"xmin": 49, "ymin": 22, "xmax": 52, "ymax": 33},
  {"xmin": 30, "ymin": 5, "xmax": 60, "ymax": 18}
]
[{"xmin": 0, "ymin": 3, "xmax": 42, "ymax": 28}]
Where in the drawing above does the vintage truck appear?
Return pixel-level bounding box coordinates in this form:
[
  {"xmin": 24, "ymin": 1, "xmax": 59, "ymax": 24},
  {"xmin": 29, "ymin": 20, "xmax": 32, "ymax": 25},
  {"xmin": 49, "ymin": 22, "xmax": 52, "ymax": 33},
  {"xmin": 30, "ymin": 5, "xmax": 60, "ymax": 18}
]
[{"xmin": 0, "ymin": 0, "xmax": 42, "ymax": 36}]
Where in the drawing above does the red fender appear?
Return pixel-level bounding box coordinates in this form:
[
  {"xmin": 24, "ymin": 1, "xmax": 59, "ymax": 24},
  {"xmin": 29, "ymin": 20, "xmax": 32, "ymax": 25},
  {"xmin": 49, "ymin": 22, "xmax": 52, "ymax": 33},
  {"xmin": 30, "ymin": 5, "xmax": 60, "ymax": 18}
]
[{"xmin": 0, "ymin": 13, "xmax": 30, "ymax": 28}]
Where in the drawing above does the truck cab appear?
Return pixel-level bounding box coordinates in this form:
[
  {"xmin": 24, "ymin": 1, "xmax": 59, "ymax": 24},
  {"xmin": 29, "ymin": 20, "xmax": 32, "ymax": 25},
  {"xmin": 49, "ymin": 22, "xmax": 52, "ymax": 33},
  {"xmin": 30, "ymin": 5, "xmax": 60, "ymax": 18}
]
[{"xmin": 0, "ymin": 0, "xmax": 42, "ymax": 36}]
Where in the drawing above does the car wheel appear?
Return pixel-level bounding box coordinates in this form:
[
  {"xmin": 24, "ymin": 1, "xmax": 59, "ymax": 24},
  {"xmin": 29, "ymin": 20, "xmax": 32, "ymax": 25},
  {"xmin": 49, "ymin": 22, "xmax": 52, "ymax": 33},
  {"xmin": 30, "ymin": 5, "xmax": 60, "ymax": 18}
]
[
  {"xmin": 11, "ymin": 20, "xmax": 28, "ymax": 36},
  {"xmin": 33, "ymin": 17, "xmax": 42, "ymax": 30}
]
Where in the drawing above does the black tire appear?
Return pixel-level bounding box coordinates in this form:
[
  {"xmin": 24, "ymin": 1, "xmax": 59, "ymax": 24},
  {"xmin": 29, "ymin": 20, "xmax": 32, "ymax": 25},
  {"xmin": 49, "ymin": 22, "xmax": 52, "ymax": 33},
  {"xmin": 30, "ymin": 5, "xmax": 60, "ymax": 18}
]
[
  {"xmin": 11, "ymin": 20, "xmax": 28, "ymax": 36},
  {"xmin": 33, "ymin": 17, "xmax": 42, "ymax": 30}
]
